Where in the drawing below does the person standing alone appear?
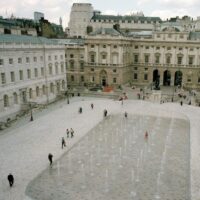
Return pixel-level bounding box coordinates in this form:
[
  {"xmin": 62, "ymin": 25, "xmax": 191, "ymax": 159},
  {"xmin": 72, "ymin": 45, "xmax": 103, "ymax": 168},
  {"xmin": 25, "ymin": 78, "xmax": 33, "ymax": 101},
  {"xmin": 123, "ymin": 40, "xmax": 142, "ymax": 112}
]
[
  {"xmin": 7, "ymin": 173, "xmax": 14, "ymax": 187},
  {"xmin": 48, "ymin": 153, "xmax": 53, "ymax": 166}
]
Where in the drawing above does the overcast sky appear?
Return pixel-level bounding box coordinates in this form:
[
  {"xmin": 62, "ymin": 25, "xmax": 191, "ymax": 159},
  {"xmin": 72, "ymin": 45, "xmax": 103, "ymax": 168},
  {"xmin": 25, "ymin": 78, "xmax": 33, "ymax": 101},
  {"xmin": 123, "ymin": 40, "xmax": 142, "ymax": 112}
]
[{"xmin": 0, "ymin": 0, "xmax": 200, "ymax": 28}]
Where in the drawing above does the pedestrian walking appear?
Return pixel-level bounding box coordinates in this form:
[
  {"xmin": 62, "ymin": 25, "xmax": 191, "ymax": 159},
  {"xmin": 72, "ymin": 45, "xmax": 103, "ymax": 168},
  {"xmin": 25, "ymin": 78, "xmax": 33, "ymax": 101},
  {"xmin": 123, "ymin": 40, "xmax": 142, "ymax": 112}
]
[
  {"xmin": 145, "ymin": 131, "xmax": 148, "ymax": 139},
  {"xmin": 66, "ymin": 128, "xmax": 70, "ymax": 138},
  {"xmin": 124, "ymin": 111, "xmax": 128, "ymax": 118},
  {"xmin": 7, "ymin": 173, "xmax": 14, "ymax": 187},
  {"xmin": 91, "ymin": 103, "xmax": 94, "ymax": 109},
  {"xmin": 61, "ymin": 137, "xmax": 66, "ymax": 149},
  {"xmin": 48, "ymin": 153, "xmax": 53, "ymax": 166},
  {"xmin": 79, "ymin": 107, "xmax": 82, "ymax": 114},
  {"xmin": 104, "ymin": 109, "xmax": 107, "ymax": 117},
  {"xmin": 70, "ymin": 128, "xmax": 74, "ymax": 138},
  {"xmin": 180, "ymin": 101, "xmax": 183, "ymax": 106}
]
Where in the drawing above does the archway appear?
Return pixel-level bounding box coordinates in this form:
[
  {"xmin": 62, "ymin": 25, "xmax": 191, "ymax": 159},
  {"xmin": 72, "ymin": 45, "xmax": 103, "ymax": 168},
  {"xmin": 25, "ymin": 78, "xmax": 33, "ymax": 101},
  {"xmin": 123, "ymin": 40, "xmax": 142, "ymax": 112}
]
[
  {"xmin": 174, "ymin": 71, "xmax": 183, "ymax": 86},
  {"xmin": 99, "ymin": 70, "xmax": 108, "ymax": 87},
  {"xmin": 153, "ymin": 69, "xmax": 160, "ymax": 89},
  {"xmin": 163, "ymin": 70, "xmax": 171, "ymax": 86},
  {"xmin": 153, "ymin": 69, "xmax": 159, "ymax": 82}
]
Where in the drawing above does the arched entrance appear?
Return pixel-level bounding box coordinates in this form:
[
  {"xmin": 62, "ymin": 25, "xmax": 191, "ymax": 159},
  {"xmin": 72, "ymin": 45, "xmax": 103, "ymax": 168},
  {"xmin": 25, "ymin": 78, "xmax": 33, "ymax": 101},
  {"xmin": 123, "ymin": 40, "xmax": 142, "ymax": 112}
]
[
  {"xmin": 174, "ymin": 71, "xmax": 182, "ymax": 86},
  {"xmin": 153, "ymin": 69, "xmax": 160, "ymax": 89},
  {"xmin": 163, "ymin": 70, "xmax": 171, "ymax": 86},
  {"xmin": 100, "ymin": 70, "xmax": 108, "ymax": 87}
]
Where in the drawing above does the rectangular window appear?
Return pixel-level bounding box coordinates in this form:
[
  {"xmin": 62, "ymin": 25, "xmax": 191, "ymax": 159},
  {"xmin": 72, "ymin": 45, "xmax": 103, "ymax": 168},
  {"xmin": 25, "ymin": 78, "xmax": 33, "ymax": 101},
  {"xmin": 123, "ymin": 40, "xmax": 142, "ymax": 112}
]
[
  {"xmin": 134, "ymin": 73, "xmax": 138, "ymax": 80},
  {"xmin": 34, "ymin": 68, "xmax": 38, "ymax": 77},
  {"xmin": 18, "ymin": 58, "xmax": 22, "ymax": 64},
  {"xmin": 113, "ymin": 78, "xmax": 117, "ymax": 83},
  {"xmin": 166, "ymin": 56, "xmax": 171, "ymax": 64},
  {"xmin": 1, "ymin": 73, "xmax": 6, "ymax": 84},
  {"xmin": 41, "ymin": 67, "xmax": 44, "ymax": 76},
  {"xmin": 113, "ymin": 69, "xmax": 117, "ymax": 73},
  {"xmin": 26, "ymin": 57, "xmax": 30, "ymax": 63},
  {"xmin": 48, "ymin": 56, "xmax": 51, "ymax": 61},
  {"xmin": 40, "ymin": 56, "xmax": 43, "ymax": 61},
  {"xmin": 135, "ymin": 46, "xmax": 138, "ymax": 49},
  {"xmin": 102, "ymin": 55, "xmax": 106, "ymax": 59},
  {"xmin": 145, "ymin": 55, "xmax": 149, "ymax": 63},
  {"xmin": 134, "ymin": 67, "xmax": 138, "ymax": 70},
  {"xmin": 91, "ymin": 68, "xmax": 94, "ymax": 72},
  {"xmin": 177, "ymin": 56, "xmax": 182, "ymax": 65},
  {"xmin": 187, "ymin": 77, "xmax": 191, "ymax": 82},
  {"xmin": 189, "ymin": 57, "xmax": 193, "ymax": 65},
  {"xmin": 80, "ymin": 63, "xmax": 84, "ymax": 72},
  {"xmin": 144, "ymin": 74, "xmax": 148, "ymax": 80},
  {"xmin": 0, "ymin": 59, "xmax": 3, "ymax": 65},
  {"xmin": 55, "ymin": 55, "xmax": 57, "ymax": 60},
  {"xmin": 33, "ymin": 57, "xmax": 37, "ymax": 62},
  {"xmin": 155, "ymin": 55, "xmax": 159, "ymax": 64},
  {"xmin": 27, "ymin": 69, "xmax": 31, "ymax": 79},
  {"xmin": 134, "ymin": 55, "xmax": 138, "ymax": 63},
  {"xmin": 9, "ymin": 58, "xmax": 13, "ymax": 64},
  {"xmin": 19, "ymin": 70, "xmax": 23, "ymax": 80},
  {"xmin": 81, "ymin": 76, "xmax": 84, "ymax": 82},
  {"xmin": 49, "ymin": 66, "xmax": 52, "ymax": 75},
  {"xmin": 55, "ymin": 66, "xmax": 58, "ymax": 74},
  {"xmin": 10, "ymin": 72, "xmax": 15, "ymax": 82},
  {"xmin": 91, "ymin": 55, "xmax": 95, "ymax": 63}
]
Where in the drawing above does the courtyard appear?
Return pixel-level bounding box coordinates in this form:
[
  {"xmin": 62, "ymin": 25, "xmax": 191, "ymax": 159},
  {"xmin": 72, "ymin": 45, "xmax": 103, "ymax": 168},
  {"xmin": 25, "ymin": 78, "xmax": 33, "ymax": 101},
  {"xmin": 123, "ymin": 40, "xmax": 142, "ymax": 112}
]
[{"xmin": 0, "ymin": 97, "xmax": 199, "ymax": 200}]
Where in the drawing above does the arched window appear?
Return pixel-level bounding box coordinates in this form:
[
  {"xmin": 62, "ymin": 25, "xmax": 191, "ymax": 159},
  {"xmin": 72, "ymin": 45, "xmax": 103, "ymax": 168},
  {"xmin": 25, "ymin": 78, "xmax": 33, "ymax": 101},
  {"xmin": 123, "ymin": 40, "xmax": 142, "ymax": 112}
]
[
  {"xmin": 36, "ymin": 86, "xmax": 40, "ymax": 97},
  {"xmin": 13, "ymin": 92, "xmax": 18, "ymax": 104},
  {"xmin": 57, "ymin": 82, "xmax": 60, "ymax": 93},
  {"xmin": 29, "ymin": 88, "xmax": 33, "ymax": 99},
  {"xmin": 3, "ymin": 95, "xmax": 9, "ymax": 107},
  {"xmin": 42, "ymin": 85, "xmax": 46, "ymax": 95},
  {"xmin": 62, "ymin": 80, "xmax": 65, "ymax": 89},
  {"xmin": 50, "ymin": 83, "xmax": 54, "ymax": 93}
]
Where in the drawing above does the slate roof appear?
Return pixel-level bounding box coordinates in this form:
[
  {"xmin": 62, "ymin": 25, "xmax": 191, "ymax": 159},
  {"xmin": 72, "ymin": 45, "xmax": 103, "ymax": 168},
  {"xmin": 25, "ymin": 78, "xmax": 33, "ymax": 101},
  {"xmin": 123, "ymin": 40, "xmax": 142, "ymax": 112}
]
[
  {"xmin": 91, "ymin": 14, "xmax": 162, "ymax": 23},
  {"xmin": 0, "ymin": 34, "xmax": 59, "ymax": 45}
]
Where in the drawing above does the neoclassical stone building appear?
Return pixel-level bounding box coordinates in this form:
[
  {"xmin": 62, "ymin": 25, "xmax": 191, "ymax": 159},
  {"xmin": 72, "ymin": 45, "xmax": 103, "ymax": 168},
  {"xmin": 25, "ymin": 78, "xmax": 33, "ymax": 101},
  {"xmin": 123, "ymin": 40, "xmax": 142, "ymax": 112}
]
[
  {"xmin": 0, "ymin": 34, "xmax": 66, "ymax": 122},
  {"xmin": 64, "ymin": 27, "xmax": 200, "ymax": 90}
]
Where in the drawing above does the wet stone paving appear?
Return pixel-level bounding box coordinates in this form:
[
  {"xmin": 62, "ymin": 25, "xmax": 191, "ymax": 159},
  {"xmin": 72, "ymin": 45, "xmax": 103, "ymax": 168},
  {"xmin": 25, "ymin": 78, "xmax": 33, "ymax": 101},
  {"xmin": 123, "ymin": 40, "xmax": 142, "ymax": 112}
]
[{"xmin": 26, "ymin": 114, "xmax": 190, "ymax": 200}]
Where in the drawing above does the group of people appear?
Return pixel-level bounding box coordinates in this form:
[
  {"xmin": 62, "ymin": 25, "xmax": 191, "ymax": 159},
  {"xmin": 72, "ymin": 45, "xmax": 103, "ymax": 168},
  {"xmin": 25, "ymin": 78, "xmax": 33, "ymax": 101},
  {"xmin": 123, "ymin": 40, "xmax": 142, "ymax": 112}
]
[{"xmin": 66, "ymin": 128, "xmax": 74, "ymax": 138}]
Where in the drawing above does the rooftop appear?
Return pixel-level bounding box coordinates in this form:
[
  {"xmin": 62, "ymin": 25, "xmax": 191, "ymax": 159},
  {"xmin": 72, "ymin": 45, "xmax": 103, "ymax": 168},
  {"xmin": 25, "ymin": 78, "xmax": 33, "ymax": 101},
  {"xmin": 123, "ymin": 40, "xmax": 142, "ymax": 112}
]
[{"xmin": 0, "ymin": 34, "xmax": 59, "ymax": 45}]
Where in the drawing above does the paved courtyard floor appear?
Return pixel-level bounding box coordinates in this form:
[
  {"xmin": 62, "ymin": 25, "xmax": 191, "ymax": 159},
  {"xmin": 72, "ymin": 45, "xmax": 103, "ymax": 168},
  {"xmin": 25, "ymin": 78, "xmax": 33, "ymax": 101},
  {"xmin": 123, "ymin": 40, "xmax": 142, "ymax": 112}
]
[{"xmin": 26, "ymin": 113, "xmax": 190, "ymax": 200}]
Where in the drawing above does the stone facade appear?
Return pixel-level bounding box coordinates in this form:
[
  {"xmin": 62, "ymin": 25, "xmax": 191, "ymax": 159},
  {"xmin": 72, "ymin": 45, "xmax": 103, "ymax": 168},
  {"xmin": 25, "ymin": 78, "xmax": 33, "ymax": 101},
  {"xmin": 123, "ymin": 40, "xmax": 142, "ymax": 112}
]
[
  {"xmin": 68, "ymin": 3, "xmax": 161, "ymax": 38},
  {"xmin": 0, "ymin": 35, "xmax": 66, "ymax": 122},
  {"xmin": 63, "ymin": 28, "xmax": 200, "ymax": 91}
]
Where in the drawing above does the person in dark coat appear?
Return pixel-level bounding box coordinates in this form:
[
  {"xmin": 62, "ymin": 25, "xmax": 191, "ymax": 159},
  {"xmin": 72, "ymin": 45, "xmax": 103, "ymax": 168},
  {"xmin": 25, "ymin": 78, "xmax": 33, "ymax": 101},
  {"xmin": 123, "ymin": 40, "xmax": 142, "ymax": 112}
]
[
  {"xmin": 104, "ymin": 109, "xmax": 107, "ymax": 117},
  {"xmin": 91, "ymin": 103, "xmax": 94, "ymax": 109},
  {"xmin": 7, "ymin": 173, "xmax": 14, "ymax": 187},
  {"xmin": 61, "ymin": 137, "xmax": 66, "ymax": 149},
  {"xmin": 48, "ymin": 153, "xmax": 53, "ymax": 166},
  {"xmin": 180, "ymin": 101, "xmax": 183, "ymax": 106},
  {"xmin": 79, "ymin": 107, "xmax": 82, "ymax": 114},
  {"xmin": 66, "ymin": 129, "xmax": 70, "ymax": 138},
  {"xmin": 70, "ymin": 128, "xmax": 74, "ymax": 138},
  {"xmin": 125, "ymin": 112, "xmax": 128, "ymax": 118}
]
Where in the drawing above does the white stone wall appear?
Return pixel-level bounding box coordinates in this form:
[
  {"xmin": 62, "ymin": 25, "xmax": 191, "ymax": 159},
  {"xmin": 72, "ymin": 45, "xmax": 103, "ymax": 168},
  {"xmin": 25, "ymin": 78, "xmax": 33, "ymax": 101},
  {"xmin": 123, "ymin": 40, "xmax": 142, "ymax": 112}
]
[
  {"xmin": 68, "ymin": 3, "xmax": 94, "ymax": 37},
  {"xmin": 0, "ymin": 42, "xmax": 66, "ymax": 122}
]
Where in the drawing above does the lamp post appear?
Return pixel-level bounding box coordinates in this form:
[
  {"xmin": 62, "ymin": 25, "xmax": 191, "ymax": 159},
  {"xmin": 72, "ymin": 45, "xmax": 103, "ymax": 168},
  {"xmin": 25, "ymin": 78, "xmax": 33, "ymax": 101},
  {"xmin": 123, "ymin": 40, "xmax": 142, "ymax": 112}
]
[{"xmin": 30, "ymin": 103, "xmax": 33, "ymax": 121}]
